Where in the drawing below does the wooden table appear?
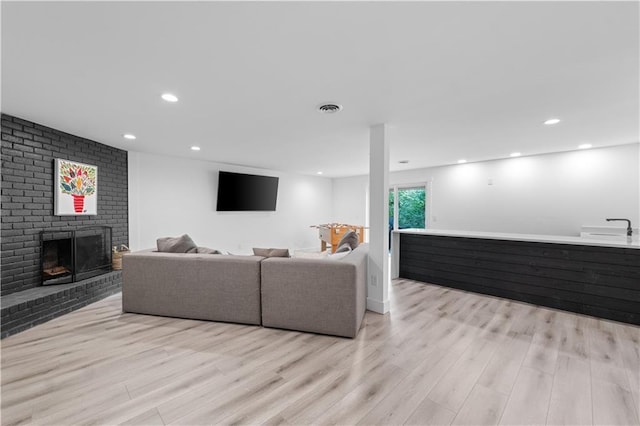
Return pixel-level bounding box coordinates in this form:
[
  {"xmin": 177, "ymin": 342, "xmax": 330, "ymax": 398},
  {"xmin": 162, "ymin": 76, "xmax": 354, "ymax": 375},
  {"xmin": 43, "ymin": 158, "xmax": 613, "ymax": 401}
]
[{"xmin": 313, "ymin": 224, "xmax": 365, "ymax": 253}]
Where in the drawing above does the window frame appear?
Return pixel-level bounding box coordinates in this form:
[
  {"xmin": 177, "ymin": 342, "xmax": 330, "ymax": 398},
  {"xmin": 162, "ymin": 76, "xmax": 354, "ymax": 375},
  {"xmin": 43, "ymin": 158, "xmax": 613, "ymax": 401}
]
[{"xmin": 389, "ymin": 181, "xmax": 431, "ymax": 231}]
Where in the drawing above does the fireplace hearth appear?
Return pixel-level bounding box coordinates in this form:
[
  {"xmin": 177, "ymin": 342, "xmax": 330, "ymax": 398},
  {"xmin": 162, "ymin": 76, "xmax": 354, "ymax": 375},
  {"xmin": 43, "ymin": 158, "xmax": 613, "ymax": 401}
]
[{"xmin": 41, "ymin": 226, "xmax": 112, "ymax": 285}]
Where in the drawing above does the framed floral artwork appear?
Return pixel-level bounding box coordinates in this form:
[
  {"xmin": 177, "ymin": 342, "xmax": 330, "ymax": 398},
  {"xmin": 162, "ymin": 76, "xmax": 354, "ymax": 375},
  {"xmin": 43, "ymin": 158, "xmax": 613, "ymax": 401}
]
[{"xmin": 54, "ymin": 159, "xmax": 98, "ymax": 215}]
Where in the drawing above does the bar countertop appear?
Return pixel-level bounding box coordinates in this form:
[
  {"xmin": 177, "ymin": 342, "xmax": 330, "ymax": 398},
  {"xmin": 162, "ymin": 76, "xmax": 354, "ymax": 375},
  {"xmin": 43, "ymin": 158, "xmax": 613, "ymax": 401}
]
[{"xmin": 394, "ymin": 228, "xmax": 640, "ymax": 249}]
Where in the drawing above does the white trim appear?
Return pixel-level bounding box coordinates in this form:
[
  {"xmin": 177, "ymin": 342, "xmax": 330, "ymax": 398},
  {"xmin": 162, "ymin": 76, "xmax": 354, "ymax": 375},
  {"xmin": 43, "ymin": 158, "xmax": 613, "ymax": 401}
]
[
  {"xmin": 392, "ymin": 187, "xmax": 399, "ymax": 231},
  {"xmin": 426, "ymin": 180, "xmax": 432, "ymax": 228},
  {"xmin": 366, "ymin": 297, "xmax": 390, "ymax": 314}
]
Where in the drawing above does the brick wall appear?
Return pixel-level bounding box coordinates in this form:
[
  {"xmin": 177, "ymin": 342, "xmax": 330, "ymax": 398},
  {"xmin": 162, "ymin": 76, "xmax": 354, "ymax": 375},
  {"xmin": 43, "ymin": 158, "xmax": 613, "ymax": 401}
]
[{"xmin": 1, "ymin": 113, "xmax": 128, "ymax": 295}]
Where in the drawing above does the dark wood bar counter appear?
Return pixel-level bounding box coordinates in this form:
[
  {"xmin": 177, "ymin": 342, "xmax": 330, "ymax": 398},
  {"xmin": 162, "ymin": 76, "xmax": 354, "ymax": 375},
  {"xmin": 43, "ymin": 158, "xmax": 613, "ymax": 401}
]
[{"xmin": 392, "ymin": 229, "xmax": 640, "ymax": 325}]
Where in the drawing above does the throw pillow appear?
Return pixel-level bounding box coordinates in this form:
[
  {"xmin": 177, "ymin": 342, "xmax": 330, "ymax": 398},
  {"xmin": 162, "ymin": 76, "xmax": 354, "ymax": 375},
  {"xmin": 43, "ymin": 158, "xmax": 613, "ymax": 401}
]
[
  {"xmin": 337, "ymin": 230, "xmax": 359, "ymax": 251},
  {"xmin": 196, "ymin": 247, "xmax": 222, "ymax": 254},
  {"xmin": 269, "ymin": 248, "xmax": 290, "ymax": 257},
  {"xmin": 252, "ymin": 248, "xmax": 290, "ymax": 258},
  {"xmin": 252, "ymin": 248, "xmax": 270, "ymax": 257},
  {"xmin": 335, "ymin": 243, "xmax": 352, "ymax": 254},
  {"xmin": 157, "ymin": 234, "xmax": 198, "ymax": 253}
]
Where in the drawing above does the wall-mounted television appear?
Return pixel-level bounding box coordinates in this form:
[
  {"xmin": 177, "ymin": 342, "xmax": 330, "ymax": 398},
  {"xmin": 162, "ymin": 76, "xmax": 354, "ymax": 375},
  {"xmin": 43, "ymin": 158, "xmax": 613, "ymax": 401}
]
[{"xmin": 216, "ymin": 171, "xmax": 279, "ymax": 211}]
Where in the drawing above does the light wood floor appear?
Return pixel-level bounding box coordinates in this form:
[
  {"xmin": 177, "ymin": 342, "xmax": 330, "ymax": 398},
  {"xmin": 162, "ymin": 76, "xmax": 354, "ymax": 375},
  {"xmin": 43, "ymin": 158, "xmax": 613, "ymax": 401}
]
[{"xmin": 1, "ymin": 278, "xmax": 639, "ymax": 425}]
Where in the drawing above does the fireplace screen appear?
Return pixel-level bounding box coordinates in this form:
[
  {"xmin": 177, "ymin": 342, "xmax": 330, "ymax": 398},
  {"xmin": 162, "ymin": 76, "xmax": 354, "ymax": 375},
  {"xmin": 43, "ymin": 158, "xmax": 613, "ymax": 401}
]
[
  {"xmin": 41, "ymin": 226, "xmax": 112, "ymax": 285},
  {"xmin": 75, "ymin": 227, "xmax": 112, "ymax": 281}
]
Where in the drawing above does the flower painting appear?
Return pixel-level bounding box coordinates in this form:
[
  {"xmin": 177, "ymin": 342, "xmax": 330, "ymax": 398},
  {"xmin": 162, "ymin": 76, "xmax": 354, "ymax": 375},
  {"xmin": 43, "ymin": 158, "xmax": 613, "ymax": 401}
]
[{"xmin": 54, "ymin": 159, "xmax": 98, "ymax": 215}]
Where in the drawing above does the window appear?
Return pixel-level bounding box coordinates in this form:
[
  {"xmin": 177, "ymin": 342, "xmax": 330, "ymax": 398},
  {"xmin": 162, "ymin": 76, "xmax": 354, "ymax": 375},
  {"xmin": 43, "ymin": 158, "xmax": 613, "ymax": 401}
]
[{"xmin": 389, "ymin": 184, "xmax": 427, "ymax": 232}]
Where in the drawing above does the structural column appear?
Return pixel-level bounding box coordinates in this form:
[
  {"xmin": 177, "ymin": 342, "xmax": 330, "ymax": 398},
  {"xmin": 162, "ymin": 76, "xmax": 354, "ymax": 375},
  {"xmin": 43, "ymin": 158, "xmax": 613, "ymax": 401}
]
[{"xmin": 367, "ymin": 124, "xmax": 390, "ymax": 314}]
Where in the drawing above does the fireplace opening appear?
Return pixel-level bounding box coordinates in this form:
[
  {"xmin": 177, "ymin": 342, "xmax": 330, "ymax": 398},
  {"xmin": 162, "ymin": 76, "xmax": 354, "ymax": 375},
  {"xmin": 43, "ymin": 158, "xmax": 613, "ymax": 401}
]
[
  {"xmin": 42, "ymin": 231, "xmax": 74, "ymax": 285},
  {"xmin": 40, "ymin": 226, "xmax": 112, "ymax": 285}
]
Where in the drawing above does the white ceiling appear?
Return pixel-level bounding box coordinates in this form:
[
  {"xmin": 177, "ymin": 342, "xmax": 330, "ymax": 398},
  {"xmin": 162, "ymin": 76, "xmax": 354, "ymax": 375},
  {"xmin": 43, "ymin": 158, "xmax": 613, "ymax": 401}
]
[{"xmin": 2, "ymin": 1, "xmax": 638, "ymax": 177}]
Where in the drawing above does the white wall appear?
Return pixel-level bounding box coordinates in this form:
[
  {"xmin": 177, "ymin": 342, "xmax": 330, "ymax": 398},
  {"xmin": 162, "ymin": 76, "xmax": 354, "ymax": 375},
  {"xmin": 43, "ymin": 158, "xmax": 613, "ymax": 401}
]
[
  {"xmin": 332, "ymin": 175, "xmax": 369, "ymax": 226},
  {"xmin": 332, "ymin": 144, "xmax": 640, "ymax": 237},
  {"xmin": 128, "ymin": 152, "xmax": 333, "ymax": 253}
]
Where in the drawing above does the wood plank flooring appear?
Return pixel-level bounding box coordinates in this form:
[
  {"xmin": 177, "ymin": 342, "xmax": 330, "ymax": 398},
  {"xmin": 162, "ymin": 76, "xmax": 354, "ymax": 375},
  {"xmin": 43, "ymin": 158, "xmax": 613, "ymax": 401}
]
[{"xmin": 1, "ymin": 278, "xmax": 639, "ymax": 425}]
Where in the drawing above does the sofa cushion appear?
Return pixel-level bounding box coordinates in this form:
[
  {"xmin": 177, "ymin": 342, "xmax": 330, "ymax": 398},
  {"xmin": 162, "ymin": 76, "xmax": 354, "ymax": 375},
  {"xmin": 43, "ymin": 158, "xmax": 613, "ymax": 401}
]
[
  {"xmin": 260, "ymin": 243, "xmax": 369, "ymax": 338},
  {"xmin": 337, "ymin": 230, "xmax": 359, "ymax": 250},
  {"xmin": 293, "ymin": 250, "xmax": 328, "ymax": 259},
  {"xmin": 123, "ymin": 252, "xmax": 263, "ymax": 325},
  {"xmin": 197, "ymin": 247, "xmax": 222, "ymax": 254},
  {"xmin": 253, "ymin": 248, "xmax": 290, "ymax": 258},
  {"xmin": 328, "ymin": 249, "xmax": 352, "ymax": 260},
  {"xmin": 335, "ymin": 242, "xmax": 352, "ymax": 253},
  {"xmin": 157, "ymin": 234, "xmax": 198, "ymax": 253}
]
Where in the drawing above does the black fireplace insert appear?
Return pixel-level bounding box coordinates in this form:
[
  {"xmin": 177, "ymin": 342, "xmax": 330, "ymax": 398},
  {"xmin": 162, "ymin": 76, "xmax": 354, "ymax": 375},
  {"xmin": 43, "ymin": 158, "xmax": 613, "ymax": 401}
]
[{"xmin": 40, "ymin": 226, "xmax": 112, "ymax": 285}]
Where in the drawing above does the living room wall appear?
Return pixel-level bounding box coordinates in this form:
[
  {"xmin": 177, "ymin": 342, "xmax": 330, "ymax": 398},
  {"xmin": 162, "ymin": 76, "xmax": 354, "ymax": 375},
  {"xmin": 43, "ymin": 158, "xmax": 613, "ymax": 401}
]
[
  {"xmin": 332, "ymin": 143, "xmax": 640, "ymax": 237},
  {"xmin": 128, "ymin": 151, "xmax": 333, "ymax": 253}
]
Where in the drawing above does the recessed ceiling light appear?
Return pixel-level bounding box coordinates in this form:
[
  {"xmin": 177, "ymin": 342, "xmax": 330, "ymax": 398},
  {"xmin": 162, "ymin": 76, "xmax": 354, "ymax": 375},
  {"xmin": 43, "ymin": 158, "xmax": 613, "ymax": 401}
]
[
  {"xmin": 317, "ymin": 103, "xmax": 343, "ymax": 114},
  {"xmin": 457, "ymin": 159, "xmax": 467, "ymax": 164},
  {"xmin": 161, "ymin": 93, "xmax": 179, "ymax": 102},
  {"xmin": 190, "ymin": 146, "xmax": 201, "ymax": 151},
  {"xmin": 123, "ymin": 134, "xmax": 136, "ymax": 140},
  {"xmin": 578, "ymin": 143, "xmax": 592, "ymax": 149},
  {"xmin": 510, "ymin": 152, "xmax": 522, "ymax": 157},
  {"xmin": 398, "ymin": 160, "xmax": 410, "ymax": 164},
  {"xmin": 544, "ymin": 118, "xmax": 561, "ymax": 125},
  {"xmin": 317, "ymin": 171, "xmax": 323, "ymax": 175}
]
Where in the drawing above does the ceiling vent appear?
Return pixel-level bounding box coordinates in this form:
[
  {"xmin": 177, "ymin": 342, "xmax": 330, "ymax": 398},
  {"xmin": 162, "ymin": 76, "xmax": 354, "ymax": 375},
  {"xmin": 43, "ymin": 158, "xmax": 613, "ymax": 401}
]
[{"xmin": 317, "ymin": 103, "xmax": 343, "ymax": 114}]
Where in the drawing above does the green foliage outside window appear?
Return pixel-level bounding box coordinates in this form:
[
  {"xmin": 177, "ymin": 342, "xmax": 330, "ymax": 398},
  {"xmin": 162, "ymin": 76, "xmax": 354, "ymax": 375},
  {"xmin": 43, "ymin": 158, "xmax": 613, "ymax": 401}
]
[{"xmin": 389, "ymin": 187, "xmax": 426, "ymax": 229}]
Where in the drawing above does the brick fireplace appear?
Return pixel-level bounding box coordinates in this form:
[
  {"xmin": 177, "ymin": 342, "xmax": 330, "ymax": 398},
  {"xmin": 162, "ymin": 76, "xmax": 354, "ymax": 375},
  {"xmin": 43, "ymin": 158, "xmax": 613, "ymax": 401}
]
[{"xmin": 1, "ymin": 113, "xmax": 128, "ymax": 337}]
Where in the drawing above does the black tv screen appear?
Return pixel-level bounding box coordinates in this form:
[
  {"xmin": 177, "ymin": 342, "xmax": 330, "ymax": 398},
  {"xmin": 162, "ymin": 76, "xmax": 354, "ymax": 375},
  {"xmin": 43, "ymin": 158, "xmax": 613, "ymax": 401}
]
[{"xmin": 216, "ymin": 171, "xmax": 279, "ymax": 211}]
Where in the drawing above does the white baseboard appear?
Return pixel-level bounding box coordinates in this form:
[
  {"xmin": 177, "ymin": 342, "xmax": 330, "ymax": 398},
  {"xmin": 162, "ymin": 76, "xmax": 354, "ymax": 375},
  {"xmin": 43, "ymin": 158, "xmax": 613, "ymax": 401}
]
[{"xmin": 366, "ymin": 298, "xmax": 390, "ymax": 314}]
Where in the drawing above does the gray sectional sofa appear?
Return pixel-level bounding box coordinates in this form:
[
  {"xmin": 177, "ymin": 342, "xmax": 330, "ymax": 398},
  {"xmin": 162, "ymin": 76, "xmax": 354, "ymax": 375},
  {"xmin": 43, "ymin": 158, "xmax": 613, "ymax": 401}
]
[
  {"xmin": 122, "ymin": 252, "xmax": 263, "ymax": 325},
  {"xmin": 122, "ymin": 244, "xmax": 368, "ymax": 338},
  {"xmin": 261, "ymin": 244, "xmax": 368, "ymax": 338}
]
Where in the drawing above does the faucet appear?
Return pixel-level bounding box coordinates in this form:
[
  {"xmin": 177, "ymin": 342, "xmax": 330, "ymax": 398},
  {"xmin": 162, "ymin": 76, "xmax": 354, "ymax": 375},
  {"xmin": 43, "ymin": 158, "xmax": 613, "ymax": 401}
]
[{"xmin": 606, "ymin": 218, "xmax": 632, "ymax": 237}]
